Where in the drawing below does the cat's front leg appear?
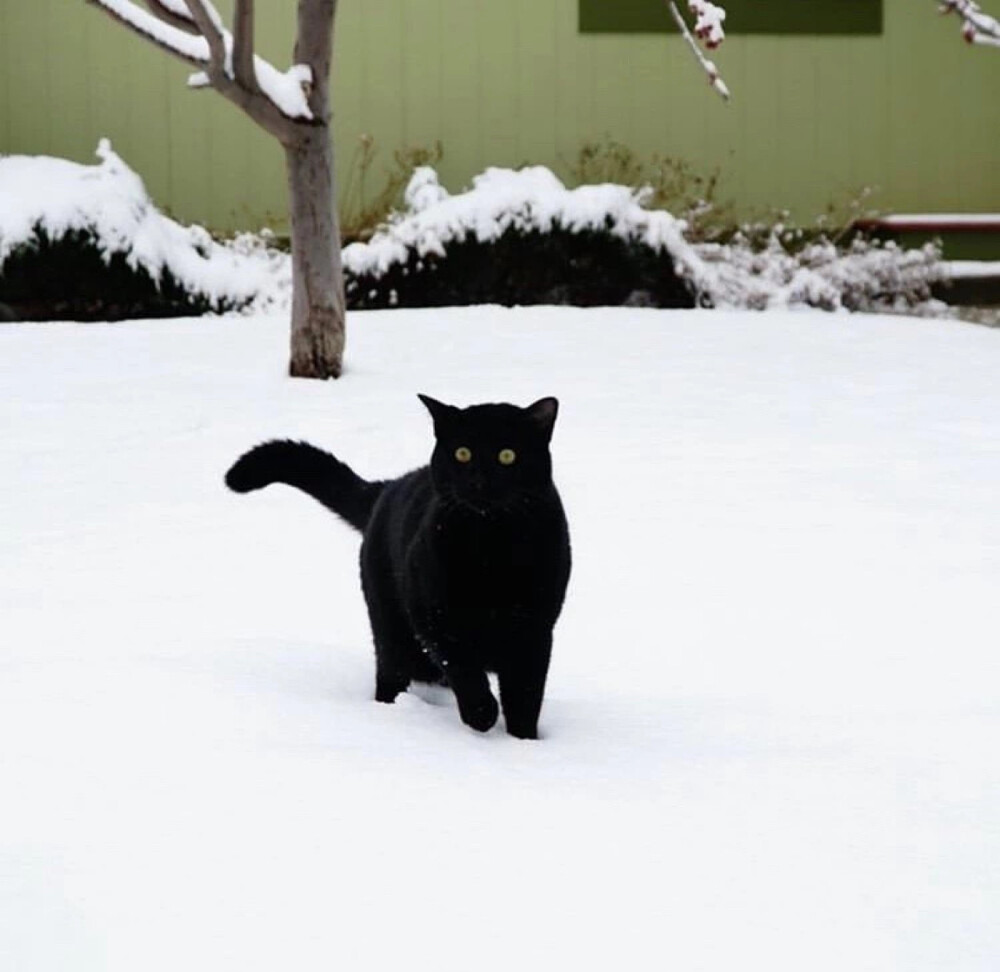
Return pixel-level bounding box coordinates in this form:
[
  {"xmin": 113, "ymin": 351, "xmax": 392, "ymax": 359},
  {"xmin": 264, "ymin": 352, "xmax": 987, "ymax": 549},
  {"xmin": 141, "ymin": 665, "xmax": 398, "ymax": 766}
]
[
  {"xmin": 443, "ymin": 658, "xmax": 499, "ymax": 733},
  {"xmin": 498, "ymin": 632, "xmax": 552, "ymax": 740},
  {"xmin": 412, "ymin": 611, "xmax": 498, "ymax": 733}
]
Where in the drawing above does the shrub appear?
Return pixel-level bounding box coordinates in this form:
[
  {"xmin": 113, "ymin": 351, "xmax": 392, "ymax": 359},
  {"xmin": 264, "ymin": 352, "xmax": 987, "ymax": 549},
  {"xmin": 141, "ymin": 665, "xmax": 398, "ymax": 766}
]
[
  {"xmin": 694, "ymin": 232, "xmax": 946, "ymax": 314},
  {"xmin": 0, "ymin": 142, "xmax": 288, "ymax": 322},
  {"xmin": 0, "ymin": 227, "xmax": 217, "ymax": 321},
  {"xmin": 346, "ymin": 224, "xmax": 695, "ymax": 310},
  {"xmin": 343, "ymin": 166, "xmax": 698, "ymax": 310},
  {"xmin": 0, "ymin": 142, "xmax": 949, "ymax": 322}
]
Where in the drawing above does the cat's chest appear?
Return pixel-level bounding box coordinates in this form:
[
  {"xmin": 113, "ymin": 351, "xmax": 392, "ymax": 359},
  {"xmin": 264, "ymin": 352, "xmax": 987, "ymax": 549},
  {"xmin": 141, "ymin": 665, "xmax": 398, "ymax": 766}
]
[
  {"xmin": 437, "ymin": 520, "xmax": 529, "ymax": 574},
  {"xmin": 425, "ymin": 514, "xmax": 546, "ymax": 594}
]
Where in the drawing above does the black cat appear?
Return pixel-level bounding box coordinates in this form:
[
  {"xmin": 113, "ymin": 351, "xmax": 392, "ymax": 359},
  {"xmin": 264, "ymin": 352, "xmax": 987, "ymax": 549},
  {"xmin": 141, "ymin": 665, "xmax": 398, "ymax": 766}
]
[{"xmin": 225, "ymin": 395, "xmax": 571, "ymax": 739}]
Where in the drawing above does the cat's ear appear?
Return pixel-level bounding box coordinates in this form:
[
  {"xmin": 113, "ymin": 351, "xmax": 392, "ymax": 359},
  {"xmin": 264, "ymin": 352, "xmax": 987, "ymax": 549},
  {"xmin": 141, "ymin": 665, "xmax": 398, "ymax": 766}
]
[
  {"xmin": 526, "ymin": 397, "xmax": 559, "ymax": 441},
  {"xmin": 418, "ymin": 394, "xmax": 458, "ymax": 429}
]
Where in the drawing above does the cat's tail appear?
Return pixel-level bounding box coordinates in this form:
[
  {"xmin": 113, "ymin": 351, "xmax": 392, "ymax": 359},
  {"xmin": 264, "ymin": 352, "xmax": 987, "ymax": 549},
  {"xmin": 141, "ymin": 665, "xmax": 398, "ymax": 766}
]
[{"xmin": 225, "ymin": 440, "xmax": 384, "ymax": 532}]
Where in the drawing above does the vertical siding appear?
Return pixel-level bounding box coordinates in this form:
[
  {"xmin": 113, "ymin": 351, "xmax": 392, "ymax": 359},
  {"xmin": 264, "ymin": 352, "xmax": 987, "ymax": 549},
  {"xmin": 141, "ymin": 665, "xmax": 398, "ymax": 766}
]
[{"xmin": 0, "ymin": 0, "xmax": 997, "ymax": 231}]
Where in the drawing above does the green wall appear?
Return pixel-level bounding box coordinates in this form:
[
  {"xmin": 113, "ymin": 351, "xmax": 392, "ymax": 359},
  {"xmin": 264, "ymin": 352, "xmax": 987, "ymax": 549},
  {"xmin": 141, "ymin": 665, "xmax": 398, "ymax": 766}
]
[{"xmin": 0, "ymin": 0, "xmax": 997, "ymax": 232}]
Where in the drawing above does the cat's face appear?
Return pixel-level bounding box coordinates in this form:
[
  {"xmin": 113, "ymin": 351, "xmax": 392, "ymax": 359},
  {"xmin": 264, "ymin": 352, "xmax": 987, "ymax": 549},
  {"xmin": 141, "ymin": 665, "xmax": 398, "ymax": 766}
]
[{"xmin": 419, "ymin": 395, "xmax": 559, "ymax": 512}]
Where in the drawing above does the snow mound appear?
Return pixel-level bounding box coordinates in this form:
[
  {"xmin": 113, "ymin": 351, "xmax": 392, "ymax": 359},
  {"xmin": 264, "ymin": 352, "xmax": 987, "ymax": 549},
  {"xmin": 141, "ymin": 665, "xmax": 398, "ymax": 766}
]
[
  {"xmin": 342, "ymin": 165, "xmax": 701, "ymax": 283},
  {"xmin": 343, "ymin": 166, "xmax": 947, "ymax": 315},
  {"xmin": 0, "ymin": 140, "xmax": 289, "ymax": 313}
]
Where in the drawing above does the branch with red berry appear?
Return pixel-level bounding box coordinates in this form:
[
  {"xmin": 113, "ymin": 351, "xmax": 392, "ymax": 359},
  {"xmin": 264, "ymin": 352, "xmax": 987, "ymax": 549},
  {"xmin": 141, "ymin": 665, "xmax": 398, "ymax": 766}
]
[
  {"xmin": 667, "ymin": 0, "xmax": 730, "ymax": 101},
  {"xmin": 939, "ymin": 0, "xmax": 1000, "ymax": 47}
]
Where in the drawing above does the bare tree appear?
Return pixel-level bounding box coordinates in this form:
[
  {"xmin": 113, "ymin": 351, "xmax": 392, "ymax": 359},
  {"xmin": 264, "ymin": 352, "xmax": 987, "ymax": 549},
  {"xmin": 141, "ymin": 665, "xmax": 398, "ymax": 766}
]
[
  {"xmin": 87, "ymin": 0, "xmax": 345, "ymax": 379},
  {"xmin": 938, "ymin": 0, "xmax": 1000, "ymax": 45}
]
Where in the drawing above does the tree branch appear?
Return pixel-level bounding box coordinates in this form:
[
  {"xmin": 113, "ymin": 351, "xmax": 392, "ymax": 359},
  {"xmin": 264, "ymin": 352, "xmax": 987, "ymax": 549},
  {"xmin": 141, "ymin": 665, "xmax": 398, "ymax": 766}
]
[
  {"xmin": 939, "ymin": 0, "xmax": 1000, "ymax": 45},
  {"xmin": 85, "ymin": 0, "xmax": 209, "ymax": 67},
  {"xmin": 233, "ymin": 0, "xmax": 259, "ymax": 92},
  {"xmin": 142, "ymin": 0, "xmax": 199, "ymax": 34},
  {"xmin": 668, "ymin": 1, "xmax": 730, "ymax": 101},
  {"xmin": 182, "ymin": 0, "xmax": 227, "ymax": 72},
  {"xmin": 293, "ymin": 0, "xmax": 337, "ymax": 122},
  {"xmin": 90, "ymin": 0, "xmax": 325, "ymax": 142},
  {"xmin": 220, "ymin": 75, "xmax": 301, "ymax": 142}
]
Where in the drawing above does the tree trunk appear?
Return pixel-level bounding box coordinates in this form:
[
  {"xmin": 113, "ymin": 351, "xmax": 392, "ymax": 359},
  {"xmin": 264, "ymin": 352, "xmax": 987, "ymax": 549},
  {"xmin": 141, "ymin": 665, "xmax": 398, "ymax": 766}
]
[{"xmin": 285, "ymin": 123, "xmax": 345, "ymax": 379}]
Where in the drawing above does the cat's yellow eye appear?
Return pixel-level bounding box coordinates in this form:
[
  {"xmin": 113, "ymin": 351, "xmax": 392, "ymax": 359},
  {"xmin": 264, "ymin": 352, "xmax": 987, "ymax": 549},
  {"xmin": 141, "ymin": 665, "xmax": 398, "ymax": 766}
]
[
  {"xmin": 498, "ymin": 448, "xmax": 517, "ymax": 466},
  {"xmin": 454, "ymin": 446, "xmax": 472, "ymax": 463}
]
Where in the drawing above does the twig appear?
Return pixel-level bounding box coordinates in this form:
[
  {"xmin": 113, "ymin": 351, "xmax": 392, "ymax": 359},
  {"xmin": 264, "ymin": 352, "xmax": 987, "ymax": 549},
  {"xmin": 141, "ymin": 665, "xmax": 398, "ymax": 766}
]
[
  {"xmin": 182, "ymin": 0, "xmax": 226, "ymax": 73},
  {"xmin": 143, "ymin": 0, "xmax": 199, "ymax": 34},
  {"xmin": 88, "ymin": 0, "xmax": 308, "ymax": 141},
  {"xmin": 667, "ymin": 1, "xmax": 731, "ymax": 102},
  {"xmin": 233, "ymin": 0, "xmax": 259, "ymax": 92},
  {"xmin": 86, "ymin": 0, "xmax": 209, "ymax": 66},
  {"xmin": 939, "ymin": 0, "xmax": 1000, "ymax": 46}
]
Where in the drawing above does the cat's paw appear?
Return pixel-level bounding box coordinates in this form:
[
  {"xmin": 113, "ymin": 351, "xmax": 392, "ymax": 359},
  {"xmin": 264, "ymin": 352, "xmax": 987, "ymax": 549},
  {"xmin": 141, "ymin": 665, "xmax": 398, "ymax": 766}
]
[
  {"xmin": 459, "ymin": 693, "xmax": 500, "ymax": 733},
  {"xmin": 505, "ymin": 720, "xmax": 539, "ymax": 740}
]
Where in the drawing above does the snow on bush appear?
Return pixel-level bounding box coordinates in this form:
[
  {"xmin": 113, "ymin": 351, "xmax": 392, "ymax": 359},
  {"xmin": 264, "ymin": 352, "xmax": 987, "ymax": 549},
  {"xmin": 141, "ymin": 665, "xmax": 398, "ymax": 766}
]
[
  {"xmin": 696, "ymin": 231, "xmax": 947, "ymax": 314},
  {"xmin": 0, "ymin": 144, "xmax": 949, "ymax": 320},
  {"xmin": 344, "ymin": 166, "xmax": 948, "ymax": 315},
  {"xmin": 342, "ymin": 166, "xmax": 698, "ymax": 281},
  {"xmin": 0, "ymin": 140, "xmax": 288, "ymax": 315},
  {"xmin": 343, "ymin": 167, "xmax": 698, "ymax": 310}
]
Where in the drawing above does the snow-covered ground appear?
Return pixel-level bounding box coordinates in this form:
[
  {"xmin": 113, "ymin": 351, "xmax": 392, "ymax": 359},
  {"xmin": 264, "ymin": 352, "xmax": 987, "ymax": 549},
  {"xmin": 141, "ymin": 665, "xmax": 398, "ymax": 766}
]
[{"xmin": 1, "ymin": 307, "xmax": 998, "ymax": 971}]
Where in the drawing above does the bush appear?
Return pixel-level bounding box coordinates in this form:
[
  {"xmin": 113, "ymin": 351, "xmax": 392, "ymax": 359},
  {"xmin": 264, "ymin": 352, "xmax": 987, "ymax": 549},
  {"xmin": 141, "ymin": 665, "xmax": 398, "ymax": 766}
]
[
  {"xmin": 0, "ymin": 142, "xmax": 288, "ymax": 322},
  {"xmin": 343, "ymin": 166, "xmax": 700, "ymax": 310},
  {"xmin": 0, "ymin": 227, "xmax": 218, "ymax": 321},
  {"xmin": 0, "ymin": 143, "xmax": 949, "ymax": 322},
  {"xmin": 694, "ymin": 231, "xmax": 946, "ymax": 314},
  {"xmin": 346, "ymin": 224, "xmax": 695, "ymax": 310}
]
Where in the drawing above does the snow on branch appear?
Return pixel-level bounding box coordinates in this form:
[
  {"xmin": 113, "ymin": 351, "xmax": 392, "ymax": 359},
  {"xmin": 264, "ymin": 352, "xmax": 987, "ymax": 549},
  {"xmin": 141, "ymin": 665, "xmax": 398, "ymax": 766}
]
[
  {"xmin": 939, "ymin": 0, "xmax": 1000, "ymax": 46},
  {"xmin": 86, "ymin": 0, "xmax": 211, "ymax": 64},
  {"xmin": 667, "ymin": 1, "xmax": 731, "ymax": 101},
  {"xmin": 86, "ymin": 0, "xmax": 316, "ymax": 128},
  {"xmin": 687, "ymin": 0, "xmax": 727, "ymax": 49},
  {"xmin": 142, "ymin": 0, "xmax": 200, "ymax": 34},
  {"xmin": 182, "ymin": 0, "xmax": 227, "ymax": 70}
]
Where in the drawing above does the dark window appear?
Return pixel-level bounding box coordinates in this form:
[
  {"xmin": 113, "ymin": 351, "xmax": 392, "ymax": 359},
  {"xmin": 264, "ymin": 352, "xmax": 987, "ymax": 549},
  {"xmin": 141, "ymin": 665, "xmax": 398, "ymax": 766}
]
[{"xmin": 579, "ymin": 0, "xmax": 883, "ymax": 35}]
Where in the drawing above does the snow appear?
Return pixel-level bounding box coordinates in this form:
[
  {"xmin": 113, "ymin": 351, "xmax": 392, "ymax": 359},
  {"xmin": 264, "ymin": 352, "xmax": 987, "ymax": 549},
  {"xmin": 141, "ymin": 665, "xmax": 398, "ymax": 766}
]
[
  {"xmin": 943, "ymin": 259, "xmax": 1000, "ymax": 278},
  {"xmin": 343, "ymin": 165, "xmax": 699, "ymax": 283},
  {"xmin": 346, "ymin": 166, "xmax": 945, "ymax": 313},
  {"xmin": 688, "ymin": 0, "xmax": 727, "ymax": 48},
  {"xmin": 864, "ymin": 214, "xmax": 1000, "ymax": 230},
  {"xmin": 669, "ymin": 1, "xmax": 730, "ymax": 100},
  {"xmin": 187, "ymin": 59, "xmax": 314, "ymax": 122},
  {"xmin": 0, "ymin": 144, "xmax": 946, "ymax": 317},
  {"xmin": 0, "ymin": 141, "xmax": 288, "ymax": 312},
  {"xmin": 2, "ymin": 306, "xmax": 998, "ymax": 971},
  {"xmin": 90, "ymin": 0, "xmax": 212, "ymax": 63},
  {"xmin": 940, "ymin": 0, "xmax": 1000, "ymax": 47},
  {"xmin": 248, "ymin": 60, "xmax": 314, "ymax": 121}
]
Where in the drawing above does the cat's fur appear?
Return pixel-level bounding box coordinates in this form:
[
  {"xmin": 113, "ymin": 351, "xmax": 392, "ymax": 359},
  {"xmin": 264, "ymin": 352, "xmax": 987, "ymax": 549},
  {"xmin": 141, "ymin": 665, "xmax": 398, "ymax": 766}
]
[{"xmin": 225, "ymin": 395, "xmax": 571, "ymax": 739}]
